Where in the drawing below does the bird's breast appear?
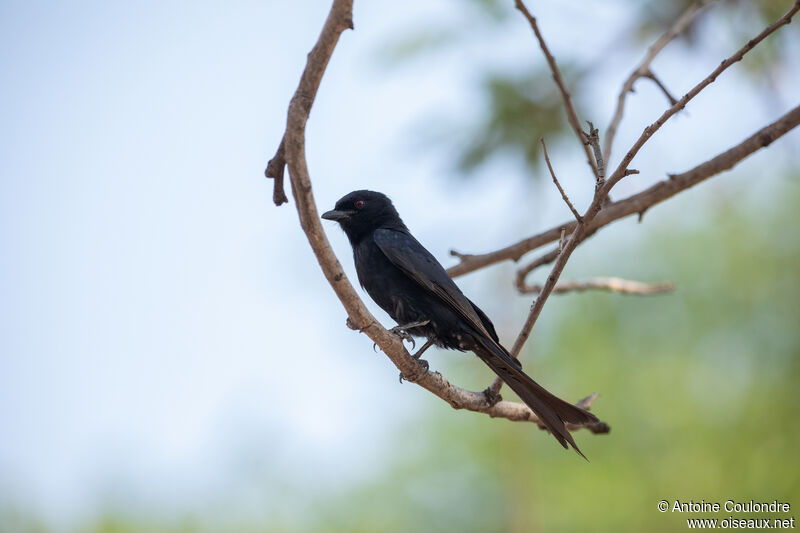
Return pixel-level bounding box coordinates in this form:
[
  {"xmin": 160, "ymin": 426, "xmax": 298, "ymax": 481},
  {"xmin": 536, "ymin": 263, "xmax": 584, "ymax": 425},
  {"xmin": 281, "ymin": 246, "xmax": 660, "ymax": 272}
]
[{"xmin": 354, "ymin": 241, "xmax": 429, "ymax": 326}]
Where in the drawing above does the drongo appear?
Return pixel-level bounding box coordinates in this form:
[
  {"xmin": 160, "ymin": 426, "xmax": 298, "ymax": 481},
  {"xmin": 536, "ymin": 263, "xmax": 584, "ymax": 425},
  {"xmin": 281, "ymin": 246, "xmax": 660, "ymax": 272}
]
[{"xmin": 323, "ymin": 190, "xmax": 597, "ymax": 455}]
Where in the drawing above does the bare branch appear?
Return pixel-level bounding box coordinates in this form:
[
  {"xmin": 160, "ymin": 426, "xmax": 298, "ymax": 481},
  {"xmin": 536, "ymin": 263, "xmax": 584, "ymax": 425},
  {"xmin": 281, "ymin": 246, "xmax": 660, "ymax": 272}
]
[
  {"xmin": 604, "ymin": 0, "xmax": 717, "ymax": 162},
  {"xmin": 489, "ymin": 245, "xmax": 560, "ymax": 396},
  {"xmin": 487, "ymin": 393, "xmax": 609, "ymax": 434},
  {"xmin": 447, "ymin": 103, "xmax": 800, "ymax": 278},
  {"xmin": 509, "ymin": 203, "xmax": 595, "ymax": 358},
  {"xmin": 265, "ymin": 136, "xmax": 288, "ymax": 206},
  {"xmin": 269, "ymin": 0, "xmax": 604, "ymax": 433},
  {"xmin": 584, "ymin": 121, "xmax": 605, "ymax": 185},
  {"xmin": 602, "ymin": 0, "xmax": 800, "ymax": 196},
  {"xmin": 643, "ymin": 70, "xmax": 678, "ymax": 106},
  {"xmin": 518, "ymin": 277, "xmax": 675, "ymax": 296},
  {"xmin": 514, "ymin": 247, "xmax": 560, "ymax": 293},
  {"xmin": 514, "ymin": 0, "xmax": 600, "ymax": 181},
  {"xmin": 483, "ymin": 391, "xmax": 610, "ymax": 433},
  {"xmin": 541, "ymin": 139, "xmax": 582, "ymax": 222}
]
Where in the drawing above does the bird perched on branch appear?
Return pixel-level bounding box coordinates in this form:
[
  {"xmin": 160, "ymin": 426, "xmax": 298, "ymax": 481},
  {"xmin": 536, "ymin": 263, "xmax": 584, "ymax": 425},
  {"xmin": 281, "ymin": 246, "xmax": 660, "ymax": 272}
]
[{"xmin": 322, "ymin": 190, "xmax": 598, "ymax": 456}]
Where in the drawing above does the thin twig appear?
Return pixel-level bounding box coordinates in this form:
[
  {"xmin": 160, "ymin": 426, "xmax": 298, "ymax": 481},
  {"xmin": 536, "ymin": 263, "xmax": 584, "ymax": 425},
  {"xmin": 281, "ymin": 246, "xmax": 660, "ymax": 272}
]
[
  {"xmin": 584, "ymin": 121, "xmax": 605, "ymax": 185},
  {"xmin": 269, "ymin": 0, "xmax": 604, "ymax": 433},
  {"xmin": 604, "ymin": 0, "xmax": 717, "ymax": 163},
  {"xmin": 514, "ymin": 247, "xmax": 560, "ymax": 293},
  {"xmin": 490, "ymin": 242, "xmax": 558, "ymax": 395},
  {"xmin": 541, "ymin": 139, "xmax": 582, "ymax": 222},
  {"xmin": 509, "ymin": 212, "xmax": 589, "ymax": 359},
  {"xmin": 643, "ymin": 70, "xmax": 678, "ymax": 106},
  {"xmin": 265, "ymin": 136, "xmax": 288, "ymax": 205},
  {"xmin": 518, "ymin": 277, "xmax": 675, "ymax": 295},
  {"xmin": 515, "ymin": 0, "xmax": 600, "ymax": 181}
]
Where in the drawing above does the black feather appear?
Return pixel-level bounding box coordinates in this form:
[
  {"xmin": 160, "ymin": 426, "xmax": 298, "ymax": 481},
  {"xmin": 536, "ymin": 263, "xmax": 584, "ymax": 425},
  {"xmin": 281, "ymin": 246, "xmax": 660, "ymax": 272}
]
[{"xmin": 322, "ymin": 190, "xmax": 598, "ymax": 456}]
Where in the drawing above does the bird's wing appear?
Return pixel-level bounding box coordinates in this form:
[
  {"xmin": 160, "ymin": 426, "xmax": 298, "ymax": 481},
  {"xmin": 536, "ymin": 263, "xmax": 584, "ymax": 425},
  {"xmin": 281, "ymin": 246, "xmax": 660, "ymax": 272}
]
[
  {"xmin": 467, "ymin": 297, "xmax": 500, "ymax": 343},
  {"xmin": 373, "ymin": 228, "xmax": 493, "ymax": 339},
  {"xmin": 375, "ymin": 229, "xmax": 598, "ymax": 455}
]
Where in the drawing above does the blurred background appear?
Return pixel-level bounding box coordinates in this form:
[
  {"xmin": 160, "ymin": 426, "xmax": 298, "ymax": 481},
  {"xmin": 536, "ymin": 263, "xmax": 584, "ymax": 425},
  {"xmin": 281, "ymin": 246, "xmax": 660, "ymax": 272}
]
[{"xmin": 1, "ymin": 0, "xmax": 798, "ymax": 531}]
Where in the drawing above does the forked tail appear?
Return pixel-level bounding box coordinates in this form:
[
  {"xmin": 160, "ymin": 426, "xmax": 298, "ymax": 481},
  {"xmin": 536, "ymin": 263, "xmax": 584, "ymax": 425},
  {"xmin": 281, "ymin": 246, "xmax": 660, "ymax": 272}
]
[{"xmin": 474, "ymin": 337, "xmax": 598, "ymax": 458}]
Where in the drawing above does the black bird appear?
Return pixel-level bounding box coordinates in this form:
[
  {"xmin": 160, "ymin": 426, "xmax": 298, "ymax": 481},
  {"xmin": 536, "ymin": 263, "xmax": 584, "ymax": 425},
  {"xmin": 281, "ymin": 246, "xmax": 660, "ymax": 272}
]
[{"xmin": 322, "ymin": 190, "xmax": 598, "ymax": 455}]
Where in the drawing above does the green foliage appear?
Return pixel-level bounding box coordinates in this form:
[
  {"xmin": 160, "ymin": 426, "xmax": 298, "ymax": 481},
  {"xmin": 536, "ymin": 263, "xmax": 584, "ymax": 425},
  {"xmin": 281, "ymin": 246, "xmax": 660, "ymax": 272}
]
[
  {"xmin": 457, "ymin": 70, "xmax": 569, "ymax": 173},
  {"xmin": 379, "ymin": 27, "xmax": 460, "ymax": 64}
]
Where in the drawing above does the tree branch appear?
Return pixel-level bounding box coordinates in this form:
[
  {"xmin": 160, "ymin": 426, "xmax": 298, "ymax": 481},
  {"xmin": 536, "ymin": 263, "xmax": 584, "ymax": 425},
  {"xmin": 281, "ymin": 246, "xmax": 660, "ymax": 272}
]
[
  {"xmin": 447, "ymin": 102, "xmax": 800, "ymax": 278},
  {"xmin": 604, "ymin": 0, "xmax": 717, "ymax": 163},
  {"xmin": 643, "ymin": 70, "xmax": 678, "ymax": 106},
  {"xmin": 541, "ymin": 139, "xmax": 582, "ymax": 222},
  {"xmin": 265, "ymin": 136, "xmax": 288, "ymax": 206},
  {"xmin": 508, "ymin": 171, "xmax": 606, "ymax": 358},
  {"xmin": 584, "ymin": 121, "xmax": 606, "ymax": 185},
  {"xmin": 268, "ymin": 0, "xmax": 604, "ymax": 434},
  {"xmin": 601, "ymin": 0, "xmax": 800, "ymax": 197},
  {"xmin": 493, "ymin": 0, "xmax": 798, "ymax": 404},
  {"xmin": 515, "ymin": 0, "xmax": 600, "ymax": 181},
  {"xmin": 518, "ymin": 277, "xmax": 675, "ymax": 296},
  {"xmin": 513, "ymin": 247, "xmax": 560, "ymax": 292}
]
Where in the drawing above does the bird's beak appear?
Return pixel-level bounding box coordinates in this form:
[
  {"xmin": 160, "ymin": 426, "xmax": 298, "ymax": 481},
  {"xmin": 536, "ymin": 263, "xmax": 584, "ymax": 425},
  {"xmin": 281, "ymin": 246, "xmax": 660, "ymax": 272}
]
[{"xmin": 321, "ymin": 209, "xmax": 355, "ymax": 221}]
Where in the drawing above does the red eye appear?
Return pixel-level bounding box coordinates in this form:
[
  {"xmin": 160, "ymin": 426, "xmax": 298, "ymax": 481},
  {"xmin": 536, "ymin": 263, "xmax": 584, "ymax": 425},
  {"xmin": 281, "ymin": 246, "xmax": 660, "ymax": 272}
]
[{"xmin": 354, "ymin": 200, "xmax": 365, "ymax": 209}]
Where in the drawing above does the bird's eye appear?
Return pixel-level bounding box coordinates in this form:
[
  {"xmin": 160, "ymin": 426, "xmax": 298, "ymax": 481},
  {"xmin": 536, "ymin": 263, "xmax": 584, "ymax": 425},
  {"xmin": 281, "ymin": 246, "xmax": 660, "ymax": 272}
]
[{"xmin": 354, "ymin": 200, "xmax": 365, "ymax": 209}]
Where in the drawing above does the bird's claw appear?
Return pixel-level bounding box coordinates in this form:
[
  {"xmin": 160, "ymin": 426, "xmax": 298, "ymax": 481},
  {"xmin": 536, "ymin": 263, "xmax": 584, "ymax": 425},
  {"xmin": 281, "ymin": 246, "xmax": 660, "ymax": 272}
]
[
  {"xmin": 387, "ymin": 320, "xmax": 430, "ymax": 349},
  {"xmin": 399, "ymin": 358, "xmax": 429, "ymax": 384},
  {"xmin": 395, "ymin": 329, "xmax": 416, "ymax": 350},
  {"xmin": 374, "ymin": 320, "xmax": 430, "ymax": 353}
]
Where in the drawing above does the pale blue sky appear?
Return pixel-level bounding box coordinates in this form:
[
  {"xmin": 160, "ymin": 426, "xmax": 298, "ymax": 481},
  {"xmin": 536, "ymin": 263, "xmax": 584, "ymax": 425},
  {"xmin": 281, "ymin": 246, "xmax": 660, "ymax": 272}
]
[{"xmin": 1, "ymin": 0, "xmax": 797, "ymax": 526}]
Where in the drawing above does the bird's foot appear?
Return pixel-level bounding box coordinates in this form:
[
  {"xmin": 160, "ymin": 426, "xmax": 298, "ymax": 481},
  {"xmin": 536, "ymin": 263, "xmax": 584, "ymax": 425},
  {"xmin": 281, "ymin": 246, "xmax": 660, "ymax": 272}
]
[
  {"xmin": 388, "ymin": 320, "xmax": 430, "ymax": 348},
  {"xmin": 399, "ymin": 338, "xmax": 435, "ymax": 383},
  {"xmin": 482, "ymin": 386, "xmax": 503, "ymax": 407},
  {"xmin": 373, "ymin": 321, "xmax": 429, "ymax": 352},
  {"xmin": 388, "ymin": 329, "xmax": 415, "ymax": 349},
  {"xmin": 399, "ymin": 358, "xmax": 429, "ymax": 384}
]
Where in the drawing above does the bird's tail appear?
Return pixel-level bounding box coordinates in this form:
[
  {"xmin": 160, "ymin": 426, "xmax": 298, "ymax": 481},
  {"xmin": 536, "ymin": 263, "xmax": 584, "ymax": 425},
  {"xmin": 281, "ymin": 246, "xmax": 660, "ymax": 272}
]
[{"xmin": 473, "ymin": 336, "xmax": 598, "ymax": 458}]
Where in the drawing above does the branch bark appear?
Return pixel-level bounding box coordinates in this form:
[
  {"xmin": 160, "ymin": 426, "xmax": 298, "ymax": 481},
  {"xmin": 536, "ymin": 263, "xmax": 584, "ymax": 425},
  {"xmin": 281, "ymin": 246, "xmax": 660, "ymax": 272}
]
[
  {"xmin": 518, "ymin": 277, "xmax": 675, "ymax": 296},
  {"xmin": 265, "ymin": 136, "xmax": 288, "ymax": 205}
]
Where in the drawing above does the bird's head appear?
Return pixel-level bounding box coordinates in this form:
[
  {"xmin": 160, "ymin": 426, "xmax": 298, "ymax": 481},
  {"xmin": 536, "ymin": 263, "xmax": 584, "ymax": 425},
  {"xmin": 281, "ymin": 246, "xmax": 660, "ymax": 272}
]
[{"xmin": 322, "ymin": 190, "xmax": 406, "ymax": 244}]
